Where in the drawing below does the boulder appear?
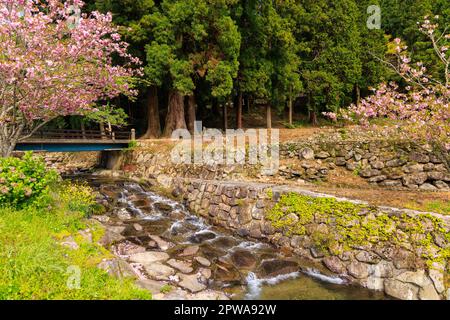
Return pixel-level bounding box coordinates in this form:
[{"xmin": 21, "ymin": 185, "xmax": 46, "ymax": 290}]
[
  {"xmin": 98, "ymin": 259, "xmax": 137, "ymax": 279},
  {"xmin": 195, "ymin": 256, "xmax": 211, "ymax": 267},
  {"xmin": 347, "ymin": 261, "xmax": 370, "ymax": 279},
  {"xmin": 258, "ymin": 260, "xmax": 299, "ymax": 278},
  {"xmin": 179, "ymin": 245, "xmax": 200, "ymax": 257},
  {"xmin": 167, "ymin": 259, "xmax": 194, "ymax": 274},
  {"xmin": 384, "ymin": 279, "xmax": 419, "ymax": 300},
  {"xmin": 129, "ymin": 251, "xmax": 170, "ymax": 264},
  {"xmin": 355, "ymin": 251, "xmax": 381, "ymax": 264},
  {"xmin": 300, "ymin": 148, "xmax": 315, "ymax": 160},
  {"xmin": 402, "ymin": 173, "xmax": 428, "ymax": 186},
  {"xmin": 177, "ymin": 274, "xmax": 207, "ymax": 293},
  {"xmin": 143, "ymin": 263, "xmax": 175, "ymax": 281},
  {"xmin": 323, "ymin": 256, "xmax": 346, "ymax": 274},
  {"xmin": 230, "ymin": 249, "xmax": 257, "ymax": 269}
]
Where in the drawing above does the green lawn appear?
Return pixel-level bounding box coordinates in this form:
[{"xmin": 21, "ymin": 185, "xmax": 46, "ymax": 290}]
[{"xmin": 0, "ymin": 184, "xmax": 151, "ymax": 300}]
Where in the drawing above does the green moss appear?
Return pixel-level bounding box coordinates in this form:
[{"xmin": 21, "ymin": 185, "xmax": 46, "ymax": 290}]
[
  {"xmin": 267, "ymin": 193, "xmax": 450, "ymax": 266},
  {"xmin": 160, "ymin": 284, "xmax": 173, "ymax": 294}
]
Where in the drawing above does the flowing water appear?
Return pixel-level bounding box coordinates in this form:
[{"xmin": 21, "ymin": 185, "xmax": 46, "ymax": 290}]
[{"xmin": 80, "ymin": 176, "xmax": 387, "ymax": 300}]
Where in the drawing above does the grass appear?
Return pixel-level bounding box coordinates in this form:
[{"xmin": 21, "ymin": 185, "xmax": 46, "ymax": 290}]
[
  {"xmin": 0, "ymin": 183, "xmax": 151, "ymax": 300},
  {"xmin": 405, "ymin": 200, "xmax": 450, "ymax": 216}
]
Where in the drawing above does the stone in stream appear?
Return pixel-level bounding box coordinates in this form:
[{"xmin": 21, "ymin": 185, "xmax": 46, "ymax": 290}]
[
  {"xmin": 177, "ymin": 273, "xmax": 207, "ymax": 293},
  {"xmin": 230, "ymin": 249, "xmax": 257, "ymax": 269},
  {"xmin": 323, "ymin": 256, "xmax": 346, "ymax": 274},
  {"xmin": 213, "ymin": 261, "xmax": 243, "ymax": 283},
  {"xmin": 179, "ymin": 245, "xmax": 200, "ymax": 257},
  {"xmin": 188, "ymin": 231, "xmax": 216, "ymax": 243},
  {"xmin": 167, "ymin": 259, "xmax": 194, "ymax": 274},
  {"xmin": 149, "ymin": 235, "xmax": 174, "ymax": 251},
  {"xmin": 133, "ymin": 223, "xmax": 143, "ymax": 231},
  {"xmin": 116, "ymin": 208, "xmax": 133, "ymax": 220},
  {"xmin": 129, "ymin": 251, "xmax": 170, "ymax": 264},
  {"xmin": 257, "ymin": 260, "xmax": 299, "ymax": 278},
  {"xmin": 113, "ymin": 241, "xmax": 146, "ymax": 256},
  {"xmin": 384, "ymin": 279, "xmax": 419, "ymax": 300},
  {"xmin": 154, "ymin": 202, "xmax": 173, "ymax": 213},
  {"xmin": 195, "ymin": 256, "xmax": 211, "ymax": 267},
  {"xmin": 141, "ymin": 262, "xmax": 175, "ymax": 281}
]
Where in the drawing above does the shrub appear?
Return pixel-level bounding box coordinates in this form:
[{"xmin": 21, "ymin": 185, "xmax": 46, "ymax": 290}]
[
  {"xmin": 56, "ymin": 182, "xmax": 98, "ymax": 216},
  {"xmin": 0, "ymin": 152, "xmax": 59, "ymax": 208}
]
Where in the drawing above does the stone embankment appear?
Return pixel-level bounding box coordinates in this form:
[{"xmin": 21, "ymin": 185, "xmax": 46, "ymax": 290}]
[{"xmin": 141, "ymin": 176, "xmax": 449, "ymax": 300}]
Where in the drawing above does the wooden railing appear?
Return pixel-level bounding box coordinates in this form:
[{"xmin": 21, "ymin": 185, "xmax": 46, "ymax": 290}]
[{"xmin": 25, "ymin": 129, "xmax": 135, "ymax": 141}]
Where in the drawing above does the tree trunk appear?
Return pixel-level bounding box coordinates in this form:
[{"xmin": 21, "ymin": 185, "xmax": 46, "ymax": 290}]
[
  {"xmin": 143, "ymin": 86, "xmax": 161, "ymax": 139},
  {"xmin": 309, "ymin": 110, "xmax": 318, "ymax": 126},
  {"xmin": 288, "ymin": 95, "xmax": 293, "ymax": 126},
  {"xmin": 223, "ymin": 102, "xmax": 228, "ymax": 131},
  {"xmin": 266, "ymin": 104, "xmax": 272, "ymax": 129},
  {"xmin": 236, "ymin": 92, "xmax": 243, "ymax": 129},
  {"xmin": 163, "ymin": 90, "xmax": 187, "ymax": 137},
  {"xmin": 80, "ymin": 121, "xmax": 86, "ymax": 139},
  {"xmin": 354, "ymin": 83, "xmax": 361, "ymax": 106},
  {"xmin": 99, "ymin": 122, "xmax": 107, "ymax": 140},
  {"xmin": 186, "ymin": 95, "xmax": 196, "ymax": 134},
  {"xmin": 0, "ymin": 125, "xmax": 24, "ymax": 158}
]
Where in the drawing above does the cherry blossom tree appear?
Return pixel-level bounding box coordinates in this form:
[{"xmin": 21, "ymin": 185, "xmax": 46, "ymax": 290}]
[
  {"xmin": 326, "ymin": 16, "xmax": 449, "ymax": 149},
  {"xmin": 0, "ymin": 0, "xmax": 141, "ymax": 157}
]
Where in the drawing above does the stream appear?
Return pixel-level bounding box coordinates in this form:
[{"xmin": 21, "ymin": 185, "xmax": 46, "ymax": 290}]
[{"xmin": 80, "ymin": 175, "xmax": 387, "ymax": 300}]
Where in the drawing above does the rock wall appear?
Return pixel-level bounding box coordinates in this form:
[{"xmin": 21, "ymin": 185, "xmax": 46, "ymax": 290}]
[
  {"xmin": 281, "ymin": 140, "xmax": 450, "ymax": 190},
  {"xmin": 39, "ymin": 152, "xmax": 100, "ymax": 174},
  {"xmin": 144, "ymin": 176, "xmax": 449, "ymax": 301}
]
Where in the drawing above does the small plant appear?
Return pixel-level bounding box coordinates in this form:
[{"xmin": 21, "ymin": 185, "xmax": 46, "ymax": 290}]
[
  {"xmin": 56, "ymin": 182, "xmax": 98, "ymax": 216},
  {"xmin": 0, "ymin": 152, "xmax": 59, "ymax": 208},
  {"xmin": 160, "ymin": 284, "xmax": 173, "ymax": 294}
]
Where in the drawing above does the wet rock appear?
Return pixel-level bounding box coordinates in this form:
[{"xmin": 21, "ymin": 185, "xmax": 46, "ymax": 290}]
[
  {"xmin": 195, "ymin": 256, "xmax": 211, "ymax": 267},
  {"xmin": 211, "ymin": 237, "xmax": 239, "ymax": 250},
  {"xmin": 384, "ymin": 279, "xmax": 419, "ymax": 300},
  {"xmin": 230, "ymin": 249, "xmax": 257, "ymax": 269},
  {"xmin": 154, "ymin": 202, "xmax": 173, "ymax": 213},
  {"xmin": 188, "ymin": 231, "xmax": 216, "ymax": 244},
  {"xmin": 258, "ymin": 260, "xmax": 299, "ymax": 278},
  {"xmin": 116, "ymin": 208, "xmax": 133, "ymax": 220},
  {"xmin": 133, "ymin": 223, "xmax": 143, "ymax": 231},
  {"xmin": 177, "ymin": 274, "xmax": 207, "ymax": 293},
  {"xmin": 364, "ymin": 276, "xmax": 384, "ymax": 291},
  {"xmin": 347, "ymin": 261, "xmax": 370, "ymax": 279},
  {"xmin": 92, "ymin": 215, "xmax": 110, "ymax": 223},
  {"xmin": 143, "ymin": 263, "xmax": 175, "ymax": 281},
  {"xmin": 167, "ymin": 259, "xmax": 194, "ymax": 274},
  {"xmin": 323, "ymin": 256, "xmax": 346, "ymax": 274},
  {"xmin": 149, "ymin": 235, "xmax": 173, "ymax": 251},
  {"xmin": 179, "ymin": 245, "xmax": 200, "ymax": 257},
  {"xmin": 214, "ymin": 261, "xmax": 243, "ymax": 283},
  {"xmin": 129, "ymin": 251, "xmax": 170, "ymax": 264},
  {"xmin": 98, "ymin": 259, "xmax": 137, "ymax": 279}
]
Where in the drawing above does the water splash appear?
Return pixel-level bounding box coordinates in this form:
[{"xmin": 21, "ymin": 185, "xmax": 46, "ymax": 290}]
[
  {"xmin": 303, "ymin": 268, "xmax": 346, "ymax": 285},
  {"xmin": 245, "ymin": 272, "xmax": 301, "ymax": 300}
]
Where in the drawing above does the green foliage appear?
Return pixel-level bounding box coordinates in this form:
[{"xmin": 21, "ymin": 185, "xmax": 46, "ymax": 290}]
[
  {"xmin": 160, "ymin": 284, "xmax": 173, "ymax": 294},
  {"xmin": 267, "ymin": 193, "xmax": 450, "ymax": 266},
  {"xmin": 0, "ymin": 182, "xmax": 151, "ymax": 300},
  {"xmin": 0, "ymin": 153, "xmax": 59, "ymax": 208}
]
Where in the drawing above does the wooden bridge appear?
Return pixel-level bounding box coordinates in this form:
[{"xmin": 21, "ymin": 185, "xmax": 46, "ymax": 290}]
[{"xmin": 15, "ymin": 129, "xmax": 136, "ymax": 152}]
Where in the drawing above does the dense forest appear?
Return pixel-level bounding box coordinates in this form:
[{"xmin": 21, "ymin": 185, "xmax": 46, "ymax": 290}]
[{"xmin": 75, "ymin": 0, "xmax": 450, "ymax": 137}]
